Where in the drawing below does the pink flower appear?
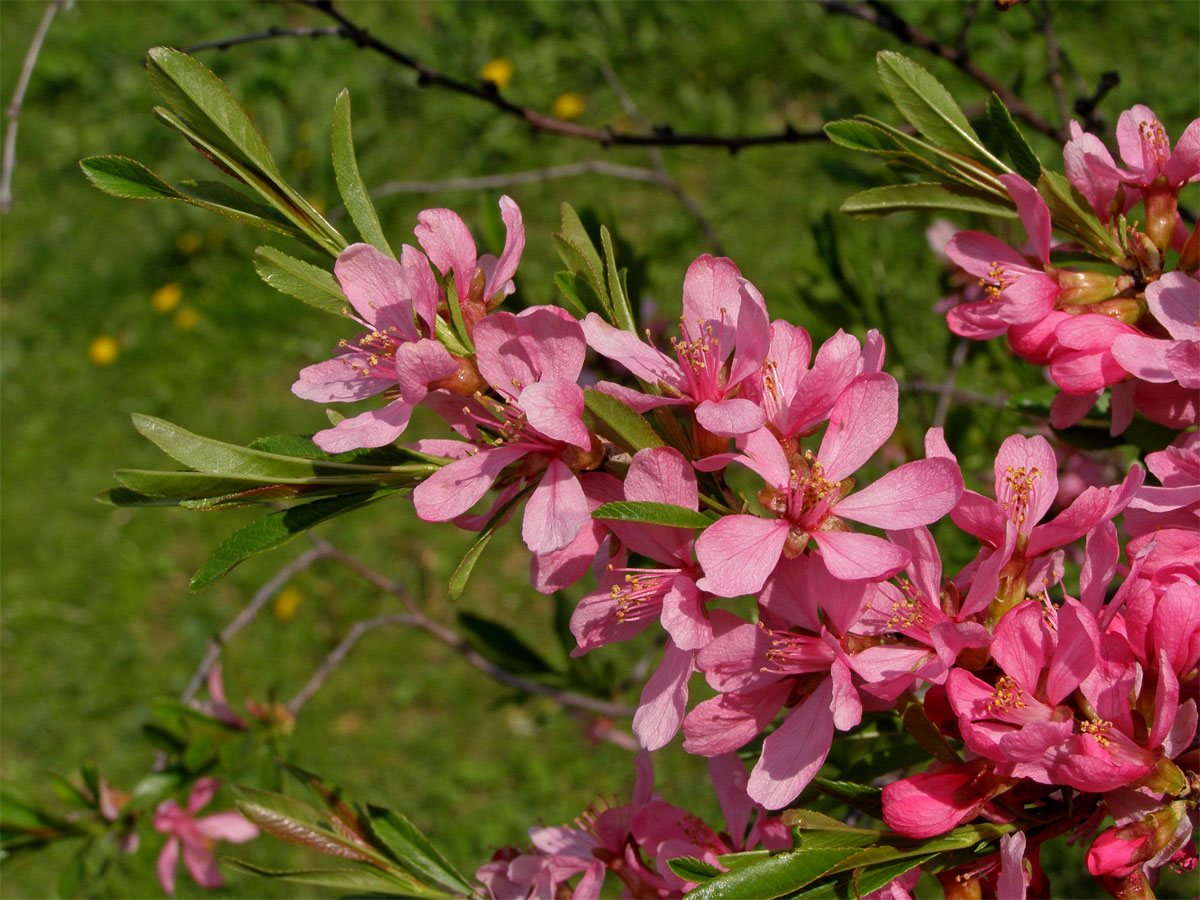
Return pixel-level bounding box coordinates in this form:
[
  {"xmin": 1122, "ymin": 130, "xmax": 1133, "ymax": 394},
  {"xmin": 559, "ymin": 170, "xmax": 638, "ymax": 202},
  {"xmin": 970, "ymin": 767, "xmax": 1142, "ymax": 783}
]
[
  {"xmin": 416, "ymin": 195, "xmax": 525, "ymax": 336},
  {"xmin": 694, "ymin": 378, "xmax": 962, "ymax": 593},
  {"xmin": 152, "ymin": 779, "xmax": 258, "ymax": 896},
  {"xmin": 291, "ymin": 242, "xmax": 459, "ymax": 452},
  {"xmin": 583, "ymin": 254, "xmax": 771, "ymax": 449},
  {"xmin": 413, "ymin": 305, "xmax": 598, "ymax": 553},
  {"xmin": 882, "ymin": 758, "xmax": 1014, "ymax": 838},
  {"xmin": 944, "ymin": 175, "xmax": 1061, "ymax": 340}
]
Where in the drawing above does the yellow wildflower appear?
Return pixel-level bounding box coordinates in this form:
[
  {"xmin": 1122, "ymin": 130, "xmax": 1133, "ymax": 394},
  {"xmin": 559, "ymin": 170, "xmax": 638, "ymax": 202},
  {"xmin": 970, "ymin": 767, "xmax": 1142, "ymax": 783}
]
[
  {"xmin": 552, "ymin": 92, "xmax": 586, "ymax": 120},
  {"xmin": 273, "ymin": 586, "xmax": 303, "ymax": 623},
  {"xmin": 480, "ymin": 58, "xmax": 514, "ymax": 89},
  {"xmin": 88, "ymin": 335, "xmax": 120, "ymax": 366},
  {"xmin": 151, "ymin": 282, "xmax": 182, "ymax": 313},
  {"xmin": 174, "ymin": 306, "xmax": 199, "ymax": 331}
]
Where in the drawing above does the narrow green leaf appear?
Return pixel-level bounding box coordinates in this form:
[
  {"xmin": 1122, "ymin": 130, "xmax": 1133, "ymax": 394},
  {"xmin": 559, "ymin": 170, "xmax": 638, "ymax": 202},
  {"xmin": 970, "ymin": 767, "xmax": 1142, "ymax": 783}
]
[
  {"xmin": 876, "ymin": 51, "xmax": 1003, "ymax": 168},
  {"xmin": 668, "ymin": 856, "xmax": 722, "ymax": 882},
  {"xmin": 190, "ymin": 489, "xmax": 401, "ymax": 589},
  {"xmin": 593, "ymin": 500, "xmax": 711, "ymax": 529},
  {"xmin": 96, "ymin": 487, "xmax": 184, "ymax": 508},
  {"xmin": 554, "ymin": 204, "xmax": 610, "ymax": 317},
  {"xmin": 840, "ymin": 183, "xmax": 1018, "ymax": 218},
  {"xmin": 552, "ymin": 271, "xmax": 590, "ymax": 318},
  {"xmin": 331, "ymin": 90, "xmax": 393, "ymax": 257},
  {"xmin": 447, "ymin": 489, "xmax": 526, "ymax": 600},
  {"xmin": 80, "ymin": 157, "xmax": 305, "ymax": 238},
  {"xmin": 582, "ymin": 389, "xmax": 664, "ymax": 454},
  {"xmin": 247, "ymin": 435, "xmax": 442, "ymax": 467},
  {"xmin": 434, "ymin": 316, "xmax": 472, "ymax": 357},
  {"xmin": 223, "ymin": 860, "xmax": 427, "ymax": 897},
  {"xmin": 601, "ymin": 226, "xmax": 637, "ymax": 332},
  {"xmin": 254, "ymin": 246, "xmax": 349, "ymax": 317},
  {"xmin": 684, "ymin": 847, "xmax": 862, "ymax": 900},
  {"xmin": 985, "ymin": 94, "xmax": 1042, "ymax": 183},
  {"xmin": 363, "ymin": 805, "xmax": 476, "ymax": 896},
  {"xmin": 811, "ymin": 777, "xmax": 883, "ymax": 818},
  {"xmin": 823, "ymin": 119, "xmax": 908, "ymax": 154},
  {"xmin": 1038, "ymin": 171, "xmax": 1122, "ymax": 257},
  {"xmin": 457, "ymin": 613, "xmax": 560, "ymax": 677},
  {"xmin": 785, "ymin": 853, "xmax": 936, "ymax": 899},
  {"xmin": 443, "ymin": 278, "xmax": 475, "ymax": 354}
]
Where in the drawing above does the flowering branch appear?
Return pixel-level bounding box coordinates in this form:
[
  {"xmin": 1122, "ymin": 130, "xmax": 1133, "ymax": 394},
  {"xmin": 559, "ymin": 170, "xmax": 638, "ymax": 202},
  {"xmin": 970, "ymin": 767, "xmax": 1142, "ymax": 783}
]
[{"xmin": 1, "ymin": 0, "xmax": 66, "ymax": 214}]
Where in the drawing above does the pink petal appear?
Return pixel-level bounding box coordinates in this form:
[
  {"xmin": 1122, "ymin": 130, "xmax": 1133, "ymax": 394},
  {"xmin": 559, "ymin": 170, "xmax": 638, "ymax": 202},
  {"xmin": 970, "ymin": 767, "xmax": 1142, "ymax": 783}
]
[
  {"xmin": 726, "ymin": 284, "xmax": 772, "ymax": 388},
  {"xmin": 626, "ymin": 447, "xmax": 698, "ymax": 509},
  {"xmin": 694, "ymin": 397, "xmax": 765, "ymax": 437},
  {"xmin": 1115, "ymin": 105, "xmax": 1160, "ymax": 177},
  {"xmin": 475, "ymin": 307, "xmax": 586, "ymax": 397},
  {"xmin": 187, "ymin": 778, "xmax": 219, "ymax": 815},
  {"xmin": 997, "ymin": 833, "xmax": 1028, "ymax": 900},
  {"xmin": 195, "ymin": 811, "xmax": 259, "ymax": 843},
  {"xmin": 1164, "ymin": 119, "xmax": 1200, "ymax": 186},
  {"xmin": 994, "ymin": 435, "xmax": 1058, "ymax": 530},
  {"xmin": 414, "ymin": 446, "xmax": 525, "ymax": 521},
  {"xmin": 998, "ymin": 274, "xmax": 1059, "ymax": 325},
  {"xmin": 414, "ymin": 207, "xmax": 477, "ymax": 304},
  {"xmin": 1111, "ymin": 334, "xmax": 1175, "ymax": 382},
  {"xmin": 157, "ymin": 837, "xmax": 179, "ymax": 897},
  {"xmin": 570, "ymin": 586, "xmax": 654, "ymax": 653},
  {"xmin": 682, "ymin": 681, "xmax": 792, "ymax": 757},
  {"xmin": 633, "ymin": 642, "xmax": 695, "ymax": 750},
  {"xmin": 748, "ymin": 680, "xmax": 835, "ymax": 809},
  {"xmin": 788, "ymin": 330, "xmax": 863, "ymax": 432},
  {"xmin": 818, "ymin": 374, "xmax": 898, "ymax": 483},
  {"xmin": 661, "ymin": 579, "xmax": 711, "ymax": 651},
  {"xmin": 709, "ymin": 754, "xmax": 754, "ymax": 849},
  {"xmin": 1147, "ymin": 271, "xmax": 1200, "ymax": 341},
  {"xmin": 947, "ymin": 300, "xmax": 1009, "ymax": 340},
  {"xmin": 582, "ymin": 313, "xmax": 683, "ymax": 387},
  {"xmin": 1045, "ymin": 600, "xmax": 1098, "ymax": 705},
  {"xmin": 182, "ymin": 838, "xmax": 223, "ymax": 890},
  {"xmin": 993, "ymin": 601, "xmax": 1054, "ymax": 693},
  {"xmin": 590, "ymin": 380, "xmax": 680, "ymax": 414},
  {"xmin": 523, "ymin": 458, "xmax": 589, "ymax": 553},
  {"xmin": 481, "ymin": 196, "xmax": 525, "ymax": 300},
  {"xmin": 1080, "ymin": 520, "xmax": 1119, "ymax": 615},
  {"xmin": 395, "ymin": 339, "xmax": 458, "ymax": 402},
  {"xmin": 694, "ymin": 515, "xmax": 788, "ymax": 597},
  {"xmin": 1000, "ymin": 174, "xmax": 1051, "ymax": 262},
  {"xmin": 313, "ymin": 400, "xmax": 414, "ymax": 453},
  {"xmin": 812, "ymin": 530, "xmax": 910, "ymax": 582},
  {"xmin": 834, "ymin": 458, "xmax": 962, "ymax": 529},
  {"xmin": 829, "ymin": 656, "xmax": 862, "ymax": 731},
  {"xmin": 1050, "ymin": 389, "xmax": 1099, "ymax": 429},
  {"xmin": 292, "ymin": 354, "xmax": 390, "ymax": 402},
  {"xmin": 519, "ymin": 378, "xmax": 589, "ymax": 448},
  {"xmin": 945, "ymin": 231, "xmax": 1039, "ymax": 279},
  {"xmin": 681, "ymin": 255, "xmax": 747, "ymax": 338},
  {"xmin": 399, "ymin": 244, "xmax": 441, "ymax": 333},
  {"xmin": 1167, "ymin": 340, "xmax": 1200, "ymax": 389},
  {"xmin": 334, "ymin": 243, "xmax": 418, "ymax": 339},
  {"xmin": 1026, "ymin": 487, "xmax": 1110, "ymax": 557}
]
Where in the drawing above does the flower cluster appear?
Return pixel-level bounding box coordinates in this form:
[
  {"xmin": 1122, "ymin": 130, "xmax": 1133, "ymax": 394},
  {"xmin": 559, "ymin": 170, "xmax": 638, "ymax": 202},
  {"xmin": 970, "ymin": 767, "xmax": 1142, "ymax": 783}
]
[
  {"xmin": 937, "ymin": 106, "xmax": 1199, "ymax": 435},
  {"xmin": 287, "ymin": 191, "xmax": 1197, "ymax": 899}
]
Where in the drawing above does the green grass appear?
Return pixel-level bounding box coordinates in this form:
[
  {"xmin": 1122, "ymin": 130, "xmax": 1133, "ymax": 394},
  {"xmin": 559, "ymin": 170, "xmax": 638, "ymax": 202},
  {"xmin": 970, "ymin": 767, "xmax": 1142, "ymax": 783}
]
[{"xmin": 2, "ymin": 1, "xmax": 1197, "ymax": 897}]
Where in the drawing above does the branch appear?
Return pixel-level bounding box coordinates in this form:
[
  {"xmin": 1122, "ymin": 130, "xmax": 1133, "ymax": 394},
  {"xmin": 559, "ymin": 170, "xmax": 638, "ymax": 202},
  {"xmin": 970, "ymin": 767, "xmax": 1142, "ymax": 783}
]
[
  {"xmin": 308, "ymin": 536, "xmax": 637, "ymax": 718},
  {"xmin": 287, "ymin": 613, "xmax": 417, "ymax": 714},
  {"xmin": 181, "ymin": 545, "xmax": 331, "ymax": 701},
  {"xmin": 900, "ymin": 377, "xmax": 1006, "ymax": 410},
  {"xmin": 2, "ymin": 0, "xmax": 66, "ymax": 214},
  {"xmin": 188, "ymin": 0, "xmax": 826, "ymax": 153},
  {"xmin": 932, "ymin": 338, "xmax": 972, "ymax": 430},
  {"xmin": 818, "ymin": 0, "xmax": 1064, "ymax": 142},
  {"xmin": 180, "ymin": 25, "xmax": 342, "ymax": 54}
]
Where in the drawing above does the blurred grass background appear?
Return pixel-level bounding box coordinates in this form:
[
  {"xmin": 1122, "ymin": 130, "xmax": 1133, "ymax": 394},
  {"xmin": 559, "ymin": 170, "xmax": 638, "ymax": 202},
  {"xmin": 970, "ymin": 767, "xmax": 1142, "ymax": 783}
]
[{"xmin": 2, "ymin": 1, "xmax": 1196, "ymax": 896}]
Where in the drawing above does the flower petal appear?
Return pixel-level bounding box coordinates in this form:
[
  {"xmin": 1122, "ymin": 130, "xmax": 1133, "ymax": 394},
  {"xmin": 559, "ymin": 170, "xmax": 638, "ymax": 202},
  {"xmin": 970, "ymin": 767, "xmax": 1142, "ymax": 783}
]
[
  {"xmin": 414, "ymin": 207, "xmax": 477, "ymax": 304},
  {"xmin": 834, "ymin": 458, "xmax": 962, "ymax": 529},
  {"xmin": 523, "ymin": 458, "xmax": 589, "ymax": 553},
  {"xmin": 818, "ymin": 374, "xmax": 898, "ymax": 483},
  {"xmin": 748, "ymin": 680, "xmax": 835, "ymax": 809},
  {"xmin": 414, "ymin": 446, "xmax": 526, "ymax": 521},
  {"xmin": 694, "ymin": 515, "xmax": 788, "ymax": 597},
  {"xmin": 633, "ymin": 642, "xmax": 695, "ymax": 750}
]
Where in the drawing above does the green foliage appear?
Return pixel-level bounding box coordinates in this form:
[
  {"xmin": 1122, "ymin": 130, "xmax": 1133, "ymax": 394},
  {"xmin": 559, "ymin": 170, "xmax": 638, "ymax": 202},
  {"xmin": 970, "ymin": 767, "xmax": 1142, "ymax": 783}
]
[{"xmin": 592, "ymin": 500, "xmax": 713, "ymax": 529}]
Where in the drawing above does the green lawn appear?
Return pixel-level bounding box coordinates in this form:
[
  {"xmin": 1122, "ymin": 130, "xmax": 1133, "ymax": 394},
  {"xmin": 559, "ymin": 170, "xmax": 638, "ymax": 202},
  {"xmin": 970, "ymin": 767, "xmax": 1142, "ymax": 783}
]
[{"xmin": 2, "ymin": 1, "xmax": 1196, "ymax": 896}]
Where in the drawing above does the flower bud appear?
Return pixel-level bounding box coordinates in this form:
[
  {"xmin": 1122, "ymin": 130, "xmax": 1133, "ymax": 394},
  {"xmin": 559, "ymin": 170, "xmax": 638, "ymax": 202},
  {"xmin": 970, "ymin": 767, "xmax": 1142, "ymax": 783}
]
[
  {"xmin": 1087, "ymin": 802, "xmax": 1188, "ymax": 879},
  {"xmin": 430, "ymin": 356, "xmax": 487, "ymax": 396},
  {"xmin": 1143, "ymin": 179, "xmax": 1179, "ymax": 254},
  {"xmin": 1179, "ymin": 222, "xmax": 1199, "ymax": 275},
  {"xmin": 1063, "ymin": 296, "xmax": 1146, "ymax": 324},
  {"xmin": 1129, "ymin": 757, "xmax": 1188, "ymax": 796},
  {"xmin": 1057, "ymin": 270, "xmax": 1127, "ymax": 305},
  {"xmin": 691, "ymin": 419, "xmax": 728, "ymax": 459}
]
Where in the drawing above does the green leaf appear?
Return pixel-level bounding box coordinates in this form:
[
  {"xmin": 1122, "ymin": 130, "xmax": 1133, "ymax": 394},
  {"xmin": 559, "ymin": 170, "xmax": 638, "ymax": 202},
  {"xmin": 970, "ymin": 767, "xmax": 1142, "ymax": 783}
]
[
  {"xmin": 254, "ymin": 246, "xmax": 349, "ymax": 317},
  {"xmin": 592, "ymin": 500, "xmax": 712, "ymax": 529},
  {"xmin": 447, "ymin": 489, "xmax": 526, "ymax": 600},
  {"xmin": 443, "ymin": 278, "xmax": 475, "ymax": 354},
  {"xmin": 434, "ymin": 315, "xmax": 472, "ymax": 357},
  {"xmin": 1038, "ymin": 171, "xmax": 1122, "ymax": 256},
  {"xmin": 552, "ymin": 270, "xmax": 591, "ymax": 318},
  {"xmin": 811, "ymin": 777, "xmax": 883, "ymax": 818},
  {"xmin": 876, "ymin": 51, "xmax": 1002, "ymax": 168},
  {"xmin": 985, "ymin": 94, "xmax": 1042, "ymax": 183},
  {"xmin": 331, "ymin": 90, "xmax": 393, "ymax": 257},
  {"xmin": 684, "ymin": 846, "xmax": 864, "ymax": 900},
  {"xmin": 601, "ymin": 226, "xmax": 637, "ymax": 332},
  {"xmin": 668, "ymin": 856, "xmax": 722, "ymax": 882},
  {"xmin": 131, "ymin": 414, "xmax": 414, "ymax": 478},
  {"xmin": 840, "ymin": 183, "xmax": 1017, "ymax": 218},
  {"xmin": 363, "ymin": 805, "xmax": 476, "ymax": 896},
  {"xmin": 554, "ymin": 203, "xmax": 611, "ymax": 318},
  {"xmin": 582, "ymin": 389, "xmax": 664, "ymax": 454},
  {"xmin": 80, "ymin": 157, "xmax": 304, "ymax": 238},
  {"xmin": 456, "ymin": 613, "xmax": 560, "ymax": 677},
  {"xmin": 823, "ymin": 119, "xmax": 908, "ymax": 154},
  {"xmin": 190, "ymin": 489, "xmax": 401, "ymax": 589},
  {"xmin": 785, "ymin": 853, "xmax": 936, "ymax": 899},
  {"xmin": 96, "ymin": 487, "xmax": 183, "ymax": 508},
  {"xmin": 224, "ymin": 860, "xmax": 428, "ymax": 897}
]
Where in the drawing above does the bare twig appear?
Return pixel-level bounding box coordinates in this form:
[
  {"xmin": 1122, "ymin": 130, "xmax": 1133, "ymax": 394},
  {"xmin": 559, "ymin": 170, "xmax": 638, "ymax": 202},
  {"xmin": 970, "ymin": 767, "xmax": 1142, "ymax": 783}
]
[
  {"xmin": 1035, "ymin": 0, "xmax": 1069, "ymax": 135},
  {"xmin": 287, "ymin": 613, "xmax": 417, "ymax": 714},
  {"xmin": 189, "ymin": 0, "xmax": 825, "ymax": 153},
  {"xmin": 181, "ymin": 25, "xmax": 342, "ymax": 54},
  {"xmin": 1073, "ymin": 71, "xmax": 1120, "ymax": 137},
  {"xmin": 598, "ymin": 59, "xmax": 724, "ymax": 254},
  {"xmin": 953, "ymin": 0, "xmax": 981, "ymax": 54},
  {"xmin": 2, "ymin": 0, "xmax": 65, "ymax": 214},
  {"xmin": 933, "ymin": 338, "xmax": 972, "ymax": 430},
  {"xmin": 181, "ymin": 546, "xmax": 330, "ymax": 701},
  {"xmin": 309, "ymin": 536, "xmax": 637, "ymax": 718},
  {"xmin": 818, "ymin": 0, "xmax": 1064, "ymax": 142}
]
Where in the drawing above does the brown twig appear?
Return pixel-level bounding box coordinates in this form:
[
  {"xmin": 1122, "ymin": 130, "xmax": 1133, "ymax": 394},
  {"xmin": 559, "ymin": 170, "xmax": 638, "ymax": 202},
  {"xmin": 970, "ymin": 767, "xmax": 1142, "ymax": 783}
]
[
  {"xmin": 286, "ymin": 613, "xmax": 417, "ymax": 714},
  {"xmin": 188, "ymin": 0, "xmax": 825, "ymax": 153},
  {"xmin": 818, "ymin": 0, "xmax": 1064, "ymax": 142},
  {"xmin": 901, "ymin": 377, "xmax": 1006, "ymax": 410},
  {"xmin": 2, "ymin": 0, "xmax": 66, "ymax": 214},
  {"xmin": 933, "ymin": 338, "xmax": 972, "ymax": 430},
  {"xmin": 598, "ymin": 59, "xmax": 724, "ymax": 254},
  {"xmin": 308, "ymin": 536, "xmax": 637, "ymax": 718},
  {"xmin": 180, "ymin": 25, "xmax": 342, "ymax": 54},
  {"xmin": 181, "ymin": 545, "xmax": 331, "ymax": 701}
]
